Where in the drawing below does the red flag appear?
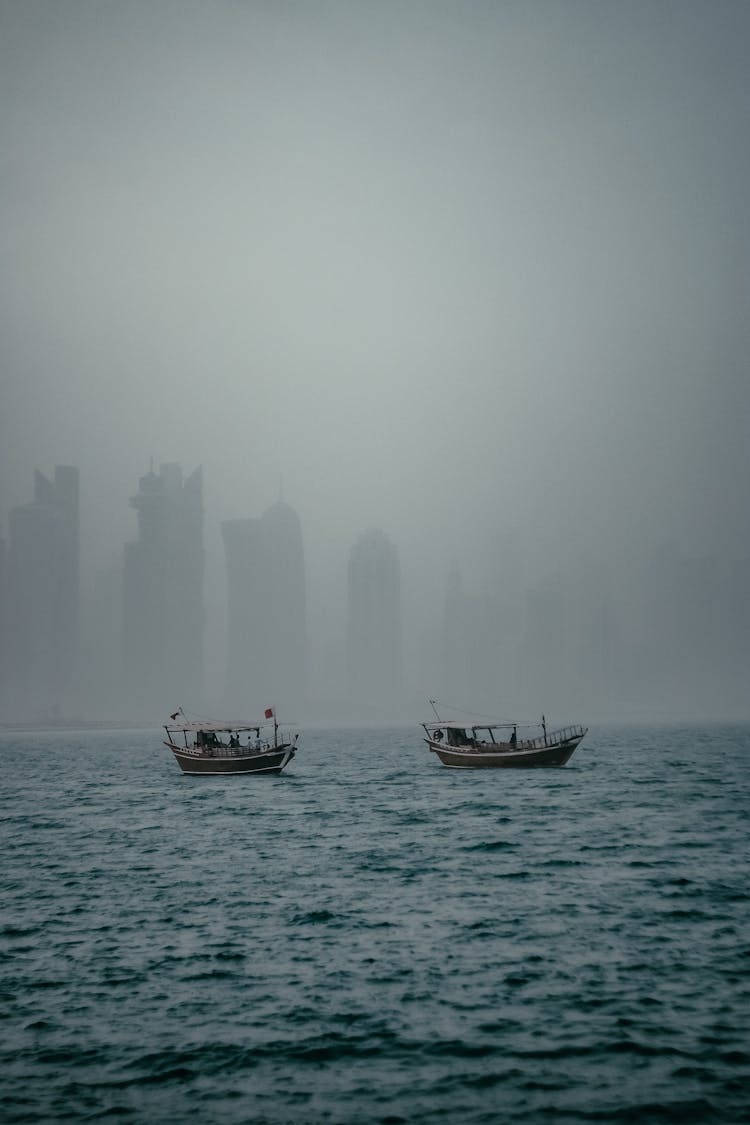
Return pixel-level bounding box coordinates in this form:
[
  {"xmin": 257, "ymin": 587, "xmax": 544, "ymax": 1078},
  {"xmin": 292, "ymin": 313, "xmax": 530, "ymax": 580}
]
[{"xmin": 264, "ymin": 707, "xmax": 274, "ymax": 719}]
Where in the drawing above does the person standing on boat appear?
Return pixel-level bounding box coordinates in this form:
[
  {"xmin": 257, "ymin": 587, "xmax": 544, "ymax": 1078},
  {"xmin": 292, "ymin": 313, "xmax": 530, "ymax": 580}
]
[{"xmin": 510, "ymin": 727, "xmax": 517, "ymax": 747}]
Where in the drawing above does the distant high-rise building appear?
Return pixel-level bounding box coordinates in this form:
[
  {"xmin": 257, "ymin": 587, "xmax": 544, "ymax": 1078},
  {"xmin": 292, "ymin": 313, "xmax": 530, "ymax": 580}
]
[
  {"xmin": 0, "ymin": 532, "xmax": 6, "ymax": 713},
  {"xmin": 123, "ymin": 463, "xmax": 203, "ymax": 718},
  {"xmin": 80, "ymin": 553, "xmax": 123, "ymax": 721},
  {"xmin": 442, "ymin": 565, "xmax": 468, "ymax": 700},
  {"xmin": 222, "ymin": 500, "xmax": 306, "ymax": 717},
  {"xmin": 523, "ymin": 578, "xmax": 567, "ymax": 715},
  {"xmin": 441, "ymin": 565, "xmax": 511, "ymax": 713},
  {"xmin": 346, "ymin": 528, "xmax": 402, "ymax": 709},
  {"xmin": 4, "ymin": 466, "xmax": 79, "ymax": 718},
  {"xmin": 223, "ymin": 517, "xmax": 265, "ymax": 712}
]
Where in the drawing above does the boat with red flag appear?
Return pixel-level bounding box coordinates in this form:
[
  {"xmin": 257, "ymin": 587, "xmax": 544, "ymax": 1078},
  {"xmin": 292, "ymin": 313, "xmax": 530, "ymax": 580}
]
[{"xmin": 163, "ymin": 707, "xmax": 298, "ymax": 775}]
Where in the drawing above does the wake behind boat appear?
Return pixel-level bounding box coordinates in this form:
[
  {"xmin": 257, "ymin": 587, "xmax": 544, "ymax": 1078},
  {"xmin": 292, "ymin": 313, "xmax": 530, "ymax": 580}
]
[
  {"xmin": 164, "ymin": 707, "xmax": 298, "ymax": 775},
  {"xmin": 423, "ymin": 702, "xmax": 586, "ymax": 768}
]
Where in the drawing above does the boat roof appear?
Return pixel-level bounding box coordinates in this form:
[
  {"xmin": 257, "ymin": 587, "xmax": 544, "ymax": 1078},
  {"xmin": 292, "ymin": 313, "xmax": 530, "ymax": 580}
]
[
  {"xmin": 165, "ymin": 720, "xmax": 278, "ymax": 732},
  {"xmin": 423, "ymin": 719, "xmax": 514, "ymax": 730}
]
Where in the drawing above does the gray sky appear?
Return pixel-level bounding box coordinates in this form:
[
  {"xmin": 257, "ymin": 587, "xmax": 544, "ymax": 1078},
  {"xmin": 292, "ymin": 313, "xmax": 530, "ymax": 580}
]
[{"xmin": 2, "ymin": 0, "xmax": 749, "ymax": 691}]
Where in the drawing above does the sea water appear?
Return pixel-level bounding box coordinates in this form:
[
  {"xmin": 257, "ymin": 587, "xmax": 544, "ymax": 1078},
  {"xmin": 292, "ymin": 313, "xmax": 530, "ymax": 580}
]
[{"xmin": 1, "ymin": 724, "xmax": 748, "ymax": 1123}]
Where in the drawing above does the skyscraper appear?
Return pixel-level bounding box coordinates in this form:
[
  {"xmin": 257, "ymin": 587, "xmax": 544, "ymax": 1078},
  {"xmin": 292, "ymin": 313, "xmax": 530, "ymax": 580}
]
[
  {"xmin": 222, "ymin": 516, "xmax": 266, "ymax": 712},
  {"xmin": 222, "ymin": 499, "xmax": 306, "ymax": 717},
  {"xmin": 442, "ymin": 565, "xmax": 468, "ymax": 701},
  {"xmin": 0, "ymin": 532, "xmax": 6, "ymax": 714},
  {"xmin": 4, "ymin": 466, "xmax": 79, "ymax": 719},
  {"xmin": 123, "ymin": 463, "xmax": 203, "ymax": 718},
  {"xmin": 346, "ymin": 528, "xmax": 402, "ymax": 710},
  {"xmin": 441, "ymin": 565, "xmax": 512, "ymax": 713}
]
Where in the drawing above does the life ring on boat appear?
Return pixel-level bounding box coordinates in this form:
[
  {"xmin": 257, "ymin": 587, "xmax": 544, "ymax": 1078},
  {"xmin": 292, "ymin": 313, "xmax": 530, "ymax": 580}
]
[{"xmin": 433, "ymin": 729, "xmax": 443, "ymax": 742}]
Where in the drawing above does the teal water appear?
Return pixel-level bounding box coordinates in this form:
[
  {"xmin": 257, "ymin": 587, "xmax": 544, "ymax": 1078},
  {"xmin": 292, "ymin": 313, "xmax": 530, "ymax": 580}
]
[{"xmin": 1, "ymin": 725, "xmax": 749, "ymax": 1123}]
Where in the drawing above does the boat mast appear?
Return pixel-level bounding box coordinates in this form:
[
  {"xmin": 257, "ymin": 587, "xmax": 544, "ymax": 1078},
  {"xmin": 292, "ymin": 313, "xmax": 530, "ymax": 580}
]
[{"xmin": 429, "ymin": 699, "xmax": 441, "ymax": 721}]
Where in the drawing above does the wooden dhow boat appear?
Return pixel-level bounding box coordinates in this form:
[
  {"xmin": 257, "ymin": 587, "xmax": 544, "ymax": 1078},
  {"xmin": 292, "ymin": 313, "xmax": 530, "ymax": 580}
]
[
  {"xmin": 164, "ymin": 707, "xmax": 298, "ymax": 775},
  {"xmin": 423, "ymin": 702, "xmax": 587, "ymax": 768}
]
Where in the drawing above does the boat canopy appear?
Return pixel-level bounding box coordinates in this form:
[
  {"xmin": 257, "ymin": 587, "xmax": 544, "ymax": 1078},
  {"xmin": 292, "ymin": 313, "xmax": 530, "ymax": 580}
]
[
  {"xmin": 164, "ymin": 720, "xmax": 280, "ymax": 733},
  {"xmin": 424, "ymin": 719, "xmax": 516, "ymax": 730}
]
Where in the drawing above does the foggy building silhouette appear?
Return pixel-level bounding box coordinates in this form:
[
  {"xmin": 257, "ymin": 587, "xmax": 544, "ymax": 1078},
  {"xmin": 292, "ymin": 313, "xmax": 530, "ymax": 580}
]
[
  {"xmin": 122, "ymin": 463, "xmax": 203, "ymax": 718},
  {"xmin": 440, "ymin": 566, "xmax": 512, "ymax": 713},
  {"xmin": 222, "ymin": 500, "xmax": 306, "ymax": 717},
  {"xmin": 633, "ymin": 545, "xmax": 731, "ymax": 716},
  {"xmin": 523, "ymin": 579, "xmax": 567, "ymax": 716},
  {"xmin": 725, "ymin": 556, "xmax": 750, "ymax": 712},
  {"xmin": 0, "ymin": 532, "xmax": 6, "ymax": 714},
  {"xmin": 346, "ymin": 528, "xmax": 402, "ymax": 710},
  {"xmin": 80, "ymin": 554, "xmax": 123, "ymax": 721},
  {"xmin": 3, "ymin": 466, "xmax": 79, "ymax": 719},
  {"xmin": 442, "ymin": 566, "xmax": 469, "ymax": 700}
]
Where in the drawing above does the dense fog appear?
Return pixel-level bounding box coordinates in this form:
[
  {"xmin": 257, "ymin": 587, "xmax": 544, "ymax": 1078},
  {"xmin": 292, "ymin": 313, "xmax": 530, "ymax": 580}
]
[{"xmin": 1, "ymin": 0, "xmax": 748, "ymax": 725}]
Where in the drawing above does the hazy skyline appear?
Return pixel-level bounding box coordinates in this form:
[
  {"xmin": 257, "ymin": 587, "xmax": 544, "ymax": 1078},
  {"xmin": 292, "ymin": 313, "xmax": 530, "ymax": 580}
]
[{"xmin": 2, "ymin": 1, "xmax": 749, "ymax": 721}]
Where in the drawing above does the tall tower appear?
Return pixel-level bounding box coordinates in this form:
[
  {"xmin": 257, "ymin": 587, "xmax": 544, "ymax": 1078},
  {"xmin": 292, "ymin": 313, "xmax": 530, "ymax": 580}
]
[
  {"xmin": 123, "ymin": 463, "xmax": 203, "ymax": 718},
  {"xmin": 442, "ymin": 565, "xmax": 468, "ymax": 700},
  {"xmin": 346, "ymin": 528, "xmax": 402, "ymax": 710},
  {"xmin": 4, "ymin": 466, "xmax": 79, "ymax": 719},
  {"xmin": 222, "ymin": 516, "xmax": 266, "ymax": 712},
  {"xmin": 0, "ymin": 531, "xmax": 6, "ymax": 714},
  {"xmin": 222, "ymin": 500, "xmax": 306, "ymax": 717}
]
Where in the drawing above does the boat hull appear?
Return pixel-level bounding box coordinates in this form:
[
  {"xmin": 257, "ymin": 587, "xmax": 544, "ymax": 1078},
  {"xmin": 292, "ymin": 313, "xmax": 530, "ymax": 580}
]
[
  {"xmin": 427, "ymin": 736, "xmax": 584, "ymax": 768},
  {"xmin": 166, "ymin": 743, "xmax": 295, "ymax": 775}
]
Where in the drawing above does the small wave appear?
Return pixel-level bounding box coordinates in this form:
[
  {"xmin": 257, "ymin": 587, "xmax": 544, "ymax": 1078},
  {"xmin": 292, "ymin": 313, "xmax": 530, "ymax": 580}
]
[
  {"xmin": 720, "ymin": 1049, "xmax": 750, "ymax": 1064},
  {"xmin": 477, "ymin": 1021, "xmax": 525, "ymax": 1035},
  {"xmin": 604, "ymin": 1038, "xmax": 689, "ymax": 1058},
  {"xmin": 462, "ymin": 1068, "xmax": 524, "ymax": 1090},
  {"xmin": 286, "ymin": 1028, "xmax": 408, "ymax": 1062},
  {"xmin": 289, "ymin": 909, "xmax": 339, "ymax": 925},
  {"xmin": 0, "ymin": 924, "xmax": 42, "ymax": 938},
  {"xmin": 182, "ymin": 968, "xmax": 240, "ymax": 981},
  {"xmin": 504, "ymin": 972, "xmax": 543, "ymax": 988},
  {"xmin": 659, "ymin": 908, "xmax": 714, "ymax": 922},
  {"xmin": 671, "ymin": 1064, "xmax": 717, "ymax": 1079},
  {"xmin": 603, "ymin": 1098, "xmax": 721, "ymax": 1122},
  {"xmin": 119, "ymin": 1045, "xmax": 255, "ymax": 1081},
  {"xmin": 423, "ymin": 1038, "xmax": 499, "ymax": 1059},
  {"xmin": 464, "ymin": 921, "xmax": 498, "ymax": 937}
]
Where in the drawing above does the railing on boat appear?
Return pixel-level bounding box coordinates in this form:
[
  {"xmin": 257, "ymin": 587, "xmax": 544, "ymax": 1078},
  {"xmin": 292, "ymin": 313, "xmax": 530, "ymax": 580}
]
[
  {"xmin": 426, "ymin": 723, "xmax": 587, "ymax": 751},
  {"xmin": 174, "ymin": 743, "xmax": 273, "ymax": 758},
  {"xmin": 521, "ymin": 724, "xmax": 586, "ymax": 750}
]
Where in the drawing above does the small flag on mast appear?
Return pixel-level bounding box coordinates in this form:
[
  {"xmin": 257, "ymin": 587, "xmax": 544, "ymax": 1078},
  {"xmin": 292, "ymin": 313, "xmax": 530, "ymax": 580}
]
[
  {"xmin": 264, "ymin": 707, "xmax": 274, "ymax": 719},
  {"xmin": 170, "ymin": 710, "xmax": 180, "ymax": 721}
]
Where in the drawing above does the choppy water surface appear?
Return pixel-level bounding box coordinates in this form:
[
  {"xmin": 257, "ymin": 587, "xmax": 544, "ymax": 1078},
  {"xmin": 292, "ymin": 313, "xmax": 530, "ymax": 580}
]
[{"xmin": 2, "ymin": 724, "xmax": 749, "ymax": 1123}]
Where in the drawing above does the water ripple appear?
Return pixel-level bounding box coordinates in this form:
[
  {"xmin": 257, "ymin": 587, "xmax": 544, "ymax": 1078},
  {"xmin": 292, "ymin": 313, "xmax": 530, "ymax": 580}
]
[{"xmin": 1, "ymin": 724, "xmax": 749, "ymax": 1123}]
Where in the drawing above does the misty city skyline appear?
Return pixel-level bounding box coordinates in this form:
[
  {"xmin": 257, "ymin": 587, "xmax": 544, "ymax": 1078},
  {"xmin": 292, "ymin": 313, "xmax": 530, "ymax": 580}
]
[
  {"xmin": 1, "ymin": 457, "xmax": 748, "ymax": 725},
  {"xmin": 1, "ymin": 1, "xmax": 748, "ymax": 724}
]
